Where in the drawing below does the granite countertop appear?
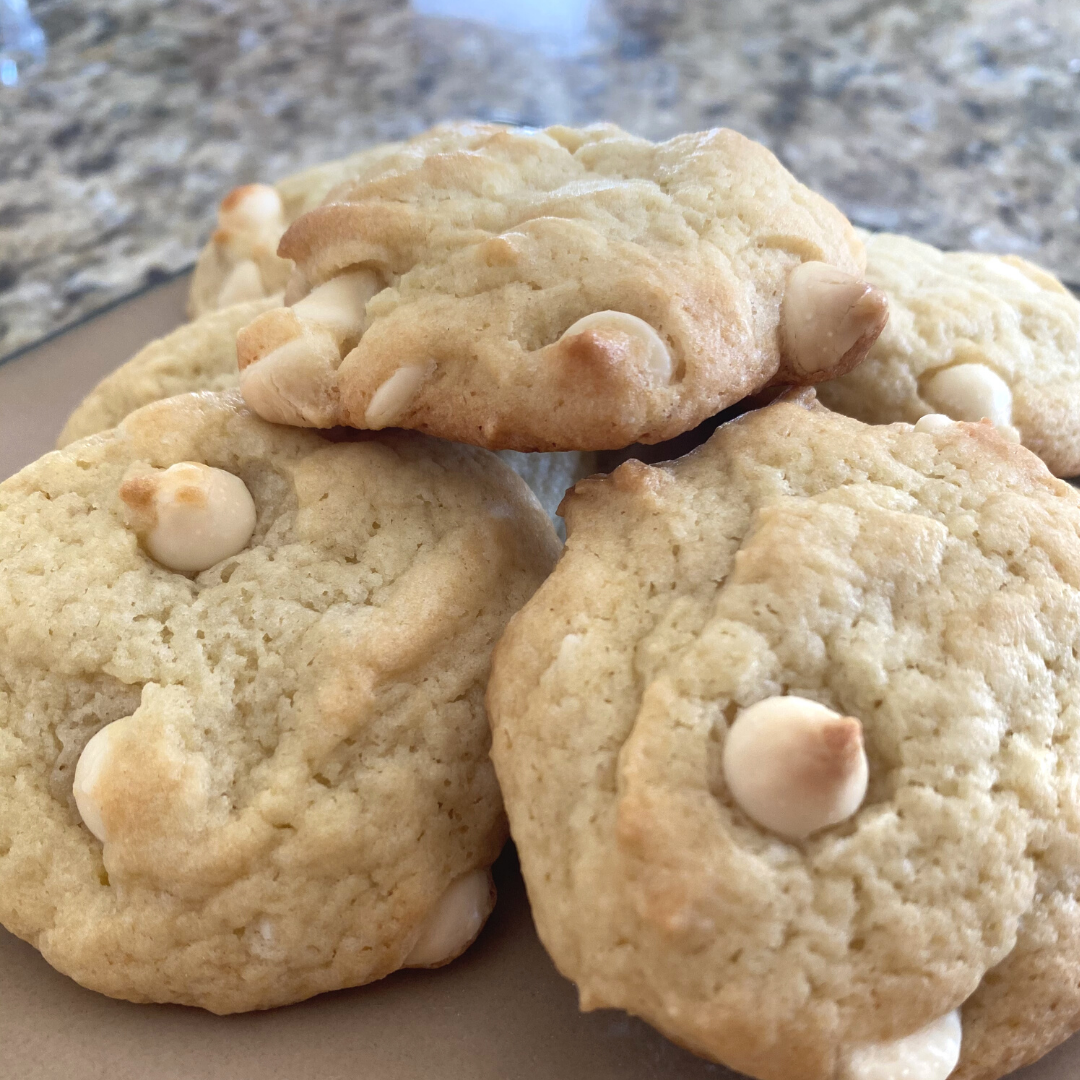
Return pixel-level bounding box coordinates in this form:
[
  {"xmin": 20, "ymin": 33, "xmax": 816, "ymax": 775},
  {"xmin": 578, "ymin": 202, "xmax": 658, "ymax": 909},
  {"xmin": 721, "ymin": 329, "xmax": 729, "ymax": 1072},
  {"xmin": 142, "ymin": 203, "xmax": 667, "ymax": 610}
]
[{"xmin": 1, "ymin": 0, "xmax": 1079, "ymax": 359}]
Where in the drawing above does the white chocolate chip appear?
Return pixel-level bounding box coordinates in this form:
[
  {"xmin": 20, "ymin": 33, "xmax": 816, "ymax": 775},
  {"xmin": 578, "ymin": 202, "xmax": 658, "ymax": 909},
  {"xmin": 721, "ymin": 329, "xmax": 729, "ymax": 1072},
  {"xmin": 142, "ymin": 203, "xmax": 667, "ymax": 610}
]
[
  {"xmin": 914, "ymin": 413, "xmax": 956, "ymax": 434},
  {"xmin": 290, "ymin": 269, "xmax": 381, "ymax": 339},
  {"xmin": 237, "ymin": 308, "xmax": 344, "ymax": 428},
  {"xmin": 217, "ymin": 183, "xmax": 284, "ymax": 237},
  {"xmin": 781, "ymin": 262, "xmax": 889, "ymax": 376},
  {"xmin": 73, "ymin": 722, "xmax": 115, "ymax": 843},
  {"xmin": 922, "ymin": 364, "xmax": 1013, "ymax": 428},
  {"xmin": 217, "ymin": 259, "xmax": 267, "ymax": 307},
  {"xmin": 238, "ymin": 339, "xmax": 334, "ymax": 427},
  {"xmin": 120, "ymin": 462, "xmax": 257, "ymax": 574},
  {"xmin": 364, "ymin": 363, "xmax": 435, "ymax": 430},
  {"xmin": 843, "ymin": 1010, "xmax": 962, "ymax": 1080},
  {"xmin": 722, "ymin": 696, "xmax": 869, "ymax": 841},
  {"xmin": 405, "ymin": 870, "xmax": 495, "ymax": 968},
  {"xmin": 244, "ymin": 918, "xmax": 286, "ymax": 961},
  {"xmin": 283, "ymin": 268, "xmax": 312, "ymax": 307},
  {"xmin": 561, "ymin": 311, "xmax": 673, "ymax": 383}
]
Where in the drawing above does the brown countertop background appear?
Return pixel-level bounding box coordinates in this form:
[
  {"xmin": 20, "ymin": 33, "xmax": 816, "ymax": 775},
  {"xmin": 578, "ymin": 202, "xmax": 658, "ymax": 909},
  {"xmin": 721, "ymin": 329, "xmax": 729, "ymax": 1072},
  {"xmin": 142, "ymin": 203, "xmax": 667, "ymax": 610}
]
[{"xmin": 3, "ymin": 0, "xmax": 1080, "ymax": 360}]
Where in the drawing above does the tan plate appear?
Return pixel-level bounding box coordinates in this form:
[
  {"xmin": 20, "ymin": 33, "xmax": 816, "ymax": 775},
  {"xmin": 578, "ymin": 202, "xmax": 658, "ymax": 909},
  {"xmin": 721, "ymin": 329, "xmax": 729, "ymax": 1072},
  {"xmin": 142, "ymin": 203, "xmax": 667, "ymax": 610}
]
[{"xmin": 0, "ymin": 280, "xmax": 1077, "ymax": 1080}]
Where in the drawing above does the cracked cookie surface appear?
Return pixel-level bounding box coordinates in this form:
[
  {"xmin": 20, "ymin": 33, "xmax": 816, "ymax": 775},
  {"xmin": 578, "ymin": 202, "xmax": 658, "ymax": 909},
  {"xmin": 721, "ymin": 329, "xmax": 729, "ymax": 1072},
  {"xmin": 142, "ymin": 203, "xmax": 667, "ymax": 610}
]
[
  {"xmin": 235, "ymin": 122, "xmax": 875, "ymax": 451},
  {"xmin": 488, "ymin": 391, "xmax": 1080, "ymax": 1080},
  {"xmin": 817, "ymin": 231, "xmax": 1080, "ymax": 477},
  {"xmin": 0, "ymin": 390, "xmax": 558, "ymax": 1013}
]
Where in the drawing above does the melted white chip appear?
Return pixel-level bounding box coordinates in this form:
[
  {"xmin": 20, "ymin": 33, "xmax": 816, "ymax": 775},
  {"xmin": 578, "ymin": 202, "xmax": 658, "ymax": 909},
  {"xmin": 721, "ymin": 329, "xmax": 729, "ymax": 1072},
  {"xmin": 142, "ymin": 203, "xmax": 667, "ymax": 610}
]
[
  {"xmin": 217, "ymin": 259, "xmax": 266, "ymax": 307},
  {"xmin": 245, "ymin": 918, "xmax": 285, "ymax": 961},
  {"xmin": 238, "ymin": 335, "xmax": 340, "ymax": 427},
  {"xmin": 123, "ymin": 462, "xmax": 257, "ymax": 574},
  {"xmin": 722, "ymin": 696, "xmax": 869, "ymax": 841},
  {"xmin": 561, "ymin": 310, "xmax": 673, "ymax": 383},
  {"xmin": 283, "ymin": 268, "xmax": 311, "ymax": 306},
  {"xmin": 782, "ymin": 261, "xmax": 889, "ymax": 375},
  {"xmin": 914, "ymin": 413, "xmax": 956, "ymax": 434},
  {"xmin": 844, "ymin": 1010, "xmax": 962, "ymax": 1080},
  {"xmin": 291, "ymin": 269, "xmax": 381, "ymax": 338},
  {"xmin": 73, "ymin": 723, "xmax": 115, "ymax": 843},
  {"xmin": 404, "ymin": 870, "xmax": 493, "ymax": 968},
  {"xmin": 364, "ymin": 363, "xmax": 434, "ymax": 429},
  {"xmin": 922, "ymin": 364, "xmax": 1013, "ymax": 428},
  {"xmin": 218, "ymin": 183, "xmax": 284, "ymax": 236}
]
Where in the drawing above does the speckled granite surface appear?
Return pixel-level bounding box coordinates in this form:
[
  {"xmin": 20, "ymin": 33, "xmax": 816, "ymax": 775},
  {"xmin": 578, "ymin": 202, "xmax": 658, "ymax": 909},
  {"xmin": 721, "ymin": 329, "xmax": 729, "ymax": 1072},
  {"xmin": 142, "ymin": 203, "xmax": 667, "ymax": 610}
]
[{"xmin": 1, "ymin": 0, "xmax": 1079, "ymax": 358}]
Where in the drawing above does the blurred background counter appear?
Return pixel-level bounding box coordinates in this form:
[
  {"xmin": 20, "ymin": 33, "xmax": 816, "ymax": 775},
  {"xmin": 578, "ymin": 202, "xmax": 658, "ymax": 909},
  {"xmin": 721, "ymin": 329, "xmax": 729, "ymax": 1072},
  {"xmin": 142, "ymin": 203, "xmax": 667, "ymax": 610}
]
[{"xmin": 1, "ymin": 0, "xmax": 1079, "ymax": 359}]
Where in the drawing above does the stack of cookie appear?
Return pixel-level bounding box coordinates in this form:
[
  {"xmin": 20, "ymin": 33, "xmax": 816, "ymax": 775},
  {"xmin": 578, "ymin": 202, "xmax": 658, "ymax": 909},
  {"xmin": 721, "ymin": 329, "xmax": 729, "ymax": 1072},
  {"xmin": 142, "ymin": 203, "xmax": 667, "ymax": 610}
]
[{"xmin": 4, "ymin": 123, "xmax": 1080, "ymax": 1080}]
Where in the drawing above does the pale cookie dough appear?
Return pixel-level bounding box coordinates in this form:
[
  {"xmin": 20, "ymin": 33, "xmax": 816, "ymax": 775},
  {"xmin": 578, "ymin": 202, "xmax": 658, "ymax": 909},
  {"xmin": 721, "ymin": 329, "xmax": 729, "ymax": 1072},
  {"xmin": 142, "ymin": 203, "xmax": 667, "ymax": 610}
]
[
  {"xmin": 816, "ymin": 231, "xmax": 1080, "ymax": 477},
  {"xmin": 234, "ymin": 122, "xmax": 883, "ymax": 451},
  {"xmin": 488, "ymin": 390, "xmax": 1080, "ymax": 1080},
  {"xmin": 0, "ymin": 390, "xmax": 559, "ymax": 1013},
  {"xmin": 57, "ymin": 298, "xmax": 279, "ymax": 447},
  {"xmin": 187, "ymin": 139, "xmax": 410, "ymax": 318},
  {"xmin": 56, "ymin": 309, "xmax": 595, "ymax": 535}
]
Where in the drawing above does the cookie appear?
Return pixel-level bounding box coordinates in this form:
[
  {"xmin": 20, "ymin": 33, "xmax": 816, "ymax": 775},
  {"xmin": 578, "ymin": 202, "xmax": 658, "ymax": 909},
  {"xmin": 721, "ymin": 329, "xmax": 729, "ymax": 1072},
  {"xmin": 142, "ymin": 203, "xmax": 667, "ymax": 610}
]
[
  {"xmin": 487, "ymin": 390, "xmax": 1080, "ymax": 1080},
  {"xmin": 816, "ymin": 231, "xmax": 1080, "ymax": 478},
  {"xmin": 0, "ymin": 390, "xmax": 559, "ymax": 1013},
  {"xmin": 187, "ymin": 139, "xmax": 408, "ymax": 318},
  {"xmin": 57, "ymin": 298, "xmax": 280, "ymax": 447},
  {"xmin": 57, "ymin": 308, "xmax": 596, "ymax": 533},
  {"xmin": 234, "ymin": 122, "xmax": 885, "ymax": 451}
]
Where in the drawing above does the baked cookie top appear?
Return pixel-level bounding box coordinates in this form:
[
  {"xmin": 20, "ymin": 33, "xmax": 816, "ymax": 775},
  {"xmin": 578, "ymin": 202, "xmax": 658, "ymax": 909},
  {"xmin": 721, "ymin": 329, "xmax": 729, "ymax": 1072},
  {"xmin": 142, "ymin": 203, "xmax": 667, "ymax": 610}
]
[
  {"xmin": 234, "ymin": 122, "xmax": 884, "ymax": 452},
  {"xmin": 187, "ymin": 140, "xmax": 409, "ymax": 318},
  {"xmin": 488, "ymin": 392, "xmax": 1080, "ymax": 1080},
  {"xmin": 56, "ymin": 304, "xmax": 593, "ymax": 531},
  {"xmin": 57, "ymin": 298, "xmax": 279, "ymax": 448},
  {"xmin": 0, "ymin": 391, "xmax": 558, "ymax": 1013},
  {"xmin": 817, "ymin": 231, "xmax": 1080, "ymax": 478}
]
